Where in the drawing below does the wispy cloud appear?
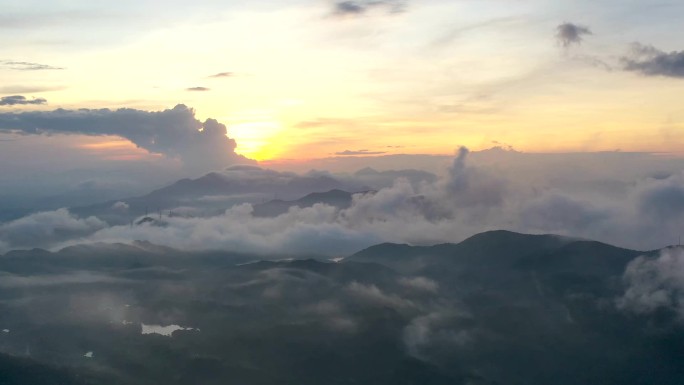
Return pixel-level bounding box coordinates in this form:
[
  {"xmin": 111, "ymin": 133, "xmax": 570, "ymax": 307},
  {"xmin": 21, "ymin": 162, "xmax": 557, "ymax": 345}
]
[
  {"xmin": 335, "ymin": 149, "xmax": 387, "ymax": 156},
  {"xmin": 186, "ymin": 86, "xmax": 210, "ymax": 91},
  {"xmin": 209, "ymin": 72, "xmax": 233, "ymax": 78},
  {"xmin": 331, "ymin": 0, "xmax": 406, "ymax": 17},
  {"xmin": 0, "ymin": 85, "xmax": 65, "ymax": 93},
  {"xmin": 0, "ymin": 60, "xmax": 64, "ymax": 71}
]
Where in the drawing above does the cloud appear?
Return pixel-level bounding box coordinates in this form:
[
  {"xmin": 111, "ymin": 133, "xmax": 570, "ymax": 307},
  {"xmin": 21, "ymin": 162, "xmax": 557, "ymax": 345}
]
[
  {"xmin": 186, "ymin": 86, "xmax": 210, "ymax": 91},
  {"xmin": 345, "ymin": 281, "xmax": 416, "ymax": 310},
  {"xmin": 74, "ymin": 203, "xmax": 383, "ymax": 256},
  {"xmin": 335, "ymin": 149, "xmax": 387, "ymax": 156},
  {"xmin": 555, "ymin": 22, "xmax": 592, "ymax": 47},
  {"xmin": 402, "ymin": 307, "xmax": 473, "ymax": 360},
  {"xmin": 0, "ymin": 60, "xmax": 63, "ymax": 71},
  {"xmin": 332, "ymin": 0, "xmax": 406, "ymax": 17},
  {"xmin": 0, "ymin": 95, "xmax": 47, "ymax": 106},
  {"xmin": 621, "ymin": 43, "xmax": 684, "ymax": 78},
  {"xmin": 618, "ymin": 247, "xmax": 684, "ymax": 319},
  {"xmin": 520, "ymin": 193, "xmax": 611, "ymax": 233},
  {"xmin": 0, "ymin": 104, "xmax": 254, "ymax": 174},
  {"xmin": 209, "ymin": 72, "xmax": 233, "ymax": 78},
  {"xmin": 398, "ymin": 276, "xmax": 439, "ymax": 293},
  {"xmin": 0, "ymin": 208, "xmax": 106, "ymax": 252},
  {"xmin": 0, "ymin": 85, "xmax": 64, "ymax": 93},
  {"xmin": 435, "ymin": 146, "xmax": 507, "ymax": 209},
  {"xmin": 636, "ymin": 172, "xmax": 684, "ymax": 221},
  {"xmin": 4, "ymin": 149, "xmax": 684, "ymax": 255},
  {"xmin": 111, "ymin": 201, "xmax": 130, "ymax": 212},
  {"xmin": 0, "ymin": 271, "xmax": 126, "ymax": 288}
]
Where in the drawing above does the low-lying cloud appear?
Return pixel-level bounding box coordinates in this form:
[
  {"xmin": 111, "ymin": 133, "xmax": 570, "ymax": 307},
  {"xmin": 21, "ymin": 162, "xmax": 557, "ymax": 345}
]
[
  {"xmin": 618, "ymin": 247, "xmax": 684, "ymax": 319},
  {"xmin": 2, "ymin": 148, "xmax": 684, "ymax": 256},
  {"xmin": 0, "ymin": 208, "xmax": 107, "ymax": 250}
]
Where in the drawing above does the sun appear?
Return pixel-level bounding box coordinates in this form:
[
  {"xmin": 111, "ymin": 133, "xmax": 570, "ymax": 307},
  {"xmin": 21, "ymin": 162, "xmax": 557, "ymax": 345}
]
[{"xmin": 227, "ymin": 120, "xmax": 284, "ymax": 161}]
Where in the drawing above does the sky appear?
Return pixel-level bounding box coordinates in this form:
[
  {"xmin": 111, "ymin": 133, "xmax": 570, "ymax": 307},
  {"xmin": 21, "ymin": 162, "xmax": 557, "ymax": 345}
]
[
  {"xmin": 1, "ymin": 1, "xmax": 684, "ymax": 253},
  {"xmin": 1, "ymin": 0, "xmax": 683, "ymax": 163}
]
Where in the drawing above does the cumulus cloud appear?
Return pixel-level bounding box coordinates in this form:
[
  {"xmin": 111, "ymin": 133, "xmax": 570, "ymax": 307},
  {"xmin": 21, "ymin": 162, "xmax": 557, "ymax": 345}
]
[
  {"xmin": 0, "ymin": 104, "xmax": 254, "ymax": 174},
  {"xmin": 332, "ymin": 0, "xmax": 406, "ymax": 17},
  {"xmin": 621, "ymin": 43, "xmax": 684, "ymax": 78},
  {"xmin": 618, "ymin": 247, "xmax": 684, "ymax": 319},
  {"xmin": 0, "ymin": 95, "xmax": 47, "ymax": 106},
  {"xmin": 0, "ymin": 208, "xmax": 107, "ymax": 252},
  {"xmin": 556, "ymin": 22, "xmax": 592, "ymax": 47}
]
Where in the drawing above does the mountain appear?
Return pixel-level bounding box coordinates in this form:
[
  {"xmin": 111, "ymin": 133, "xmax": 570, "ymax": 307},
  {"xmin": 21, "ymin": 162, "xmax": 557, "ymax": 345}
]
[
  {"xmin": 1, "ymin": 231, "xmax": 682, "ymax": 384},
  {"xmin": 0, "ymin": 353, "xmax": 90, "ymax": 385},
  {"xmin": 251, "ymin": 189, "xmax": 360, "ymax": 217},
  {"xmin": 68, "ymin": 167, "xmax": 363, "ymax": 225},
  {"xmin": 349, "ymin": 230, "xmax": 643, "ymax": 274},
  {"xmin": 65, "ymin": 166, "xmax": 438, "ymax": 226}
]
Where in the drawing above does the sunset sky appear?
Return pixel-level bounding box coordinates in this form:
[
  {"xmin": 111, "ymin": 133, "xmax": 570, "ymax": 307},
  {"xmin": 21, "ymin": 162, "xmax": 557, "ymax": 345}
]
[{"xmin": 1, "ymin": 0, "xmax": 683, "ymax": 162}]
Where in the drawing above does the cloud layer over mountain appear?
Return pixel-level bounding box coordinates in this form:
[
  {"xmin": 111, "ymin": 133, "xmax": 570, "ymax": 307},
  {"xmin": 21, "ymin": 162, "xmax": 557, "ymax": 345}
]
[{"xmin": 2, "ymin": 148, "xmax": 683, "ymax": 256}]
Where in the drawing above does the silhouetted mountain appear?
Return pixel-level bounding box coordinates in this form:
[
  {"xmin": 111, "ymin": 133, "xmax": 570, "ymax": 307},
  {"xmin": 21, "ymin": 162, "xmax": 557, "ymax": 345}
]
[
  {"xmin": 252, "ymin": 189, "xmax": 359, "ymax": 217},
  {"xmin": 349, "ymin": 230, "xmax": 643, "ymax": 273},
  {"xmin": 69, "ymin": 167, "xmax": 362, "ymax": 225}
]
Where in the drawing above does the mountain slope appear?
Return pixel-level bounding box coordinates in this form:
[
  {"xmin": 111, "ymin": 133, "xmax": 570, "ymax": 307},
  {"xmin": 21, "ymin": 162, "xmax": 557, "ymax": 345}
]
[{"xmin": 251, "ymin": 189, "xmax": 357, "ymax": 217}]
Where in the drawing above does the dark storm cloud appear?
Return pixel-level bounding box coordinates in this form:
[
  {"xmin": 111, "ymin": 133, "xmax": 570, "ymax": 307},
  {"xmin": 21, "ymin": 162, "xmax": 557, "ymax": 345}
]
[
  {"xmin": 186, "ymin": 86, "xmax": 210, "ymax": 91},
  {"xmin": 332, "ymin": 0, "xmax": 406, "ymax": 16},
  {"xmin": 555, "ymin": 22, "xmax": 592, "ymax": 47},
  {"xmin": 0, "ymin": 60, "xmax": 64, "ymax": 71},
  {"xmin": 0, "ymin": 104, "xmax": 254, "ymax": 173},
  {"xmin": 621, "ymin": 43, "xmax": 684, "ymax": 78},
  {"xmin": 335, "ymin": 149, "xmax": 387, "ymax": 156},
  {"xmin": 0, "ymin": 95, "xmax": 47, "ymax": 106}
]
